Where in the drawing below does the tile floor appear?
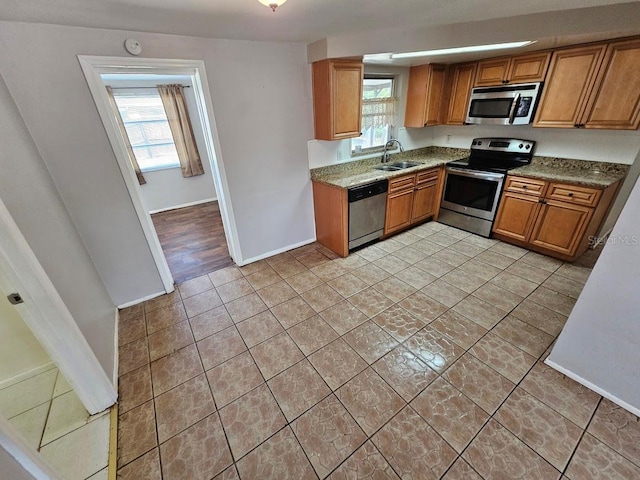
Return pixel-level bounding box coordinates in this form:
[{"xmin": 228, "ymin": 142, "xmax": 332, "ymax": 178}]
[
  {"xmin": 116, "ymin": 221, "xmax": 640, "ymax": 480},
  {"xmin": 0, "ymin": 367, "xmax": 111, "ymax": 479}
]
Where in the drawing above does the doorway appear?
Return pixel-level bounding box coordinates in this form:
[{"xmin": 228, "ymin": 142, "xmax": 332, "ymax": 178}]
[
  {"xmin": 0, "ymin": 284, "xmax": 111, "ymax": 479},
  {"xmin": 79, "ymin": 56, "xmax": 243, "ymax": 295},
  {"xmin": 100, "ymin": 72, "xmax": 233, "ymax": 284},
  {"xmin": 0, "ymin": 197, "xmax": 117, "ymax": 478}
]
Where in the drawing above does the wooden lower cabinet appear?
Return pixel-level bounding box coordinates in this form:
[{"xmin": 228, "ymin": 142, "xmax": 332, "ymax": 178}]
[
  {"xmin": 493, "ymin": 192, "xmax": 540, "ymax": 242},
  {"xmin": 385, "ymin": 188, "xmax": 415, "ymax": 234},
  {"xmin": 529, "ymin": 200, "xmax": 594, "ymax": 256},
  {"xmin": 412, "ymin": 181, "xmax": 439, "ymax": 223},
  {"xmin": 493, "ymin": 175, "xmax": 620, "ymax": 261},
  {"xmin": 312, "ymin": 180, "xmax": 349, "ymax": 257},
  {"xmin": 384, "ymin": 168, "xmax": 443, "ymax": 236}
]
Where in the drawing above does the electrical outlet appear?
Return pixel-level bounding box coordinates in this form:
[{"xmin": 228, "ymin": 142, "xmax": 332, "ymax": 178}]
[
  {"xmin": 337, "ymin": 149, "xmax": 343, "ymax": 162},
  {"xmin": 446, "ymin": 135, "xmax": 451, "ymax": 144}
]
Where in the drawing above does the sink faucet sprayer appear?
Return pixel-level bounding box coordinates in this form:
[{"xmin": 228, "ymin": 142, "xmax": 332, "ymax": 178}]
[{"xmin": 382, "ymin": 139, "xmax": 404, "ymax": 163}]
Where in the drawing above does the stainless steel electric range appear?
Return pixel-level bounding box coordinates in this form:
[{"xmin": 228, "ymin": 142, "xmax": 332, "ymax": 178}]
[{"xmin": 439, "ymin": 137, "xmax": 535, "ymax": 237}]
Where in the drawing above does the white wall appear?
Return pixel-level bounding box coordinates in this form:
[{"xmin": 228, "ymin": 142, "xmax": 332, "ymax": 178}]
[
  {"xmin": 547, "ymin": 170, "xmax": 640, "ymax": 415},
  {"xmin": 432, "ymin": 125, "xmax": 640, "ymax": 164},
  {"xmin": 0, "ymin": 286, "xmax": 51, "ymax": 386},
  {"xmin": 0, "ymin": 21, "xmax": 315, "ymax": 304},
  {"xmin": 103, "ymin": 74, "xmax": 217, "ymax": 213},
  {"xmin": 0, "ymin": 73, "xmax": 116, "ymax": 379}
]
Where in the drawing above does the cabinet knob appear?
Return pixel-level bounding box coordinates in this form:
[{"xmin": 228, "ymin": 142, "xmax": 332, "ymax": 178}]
[
  {"xmin": 568, "ymin": 193, "xmax": 574, "ymax": 197},
  {"xmin": 522, "ymin": 185, "xmax": 528, "ymax": 189}
]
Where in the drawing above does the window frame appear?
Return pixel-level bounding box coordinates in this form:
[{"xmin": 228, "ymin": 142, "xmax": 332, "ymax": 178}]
[{"xmin": 351, "ymin": 75, "xmax": 397, "ymax": 156}]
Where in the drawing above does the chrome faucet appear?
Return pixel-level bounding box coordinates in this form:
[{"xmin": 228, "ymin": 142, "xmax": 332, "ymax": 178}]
[{"xmin": 382, "ymin": 139, "xmax": 404, "ymax": 163}]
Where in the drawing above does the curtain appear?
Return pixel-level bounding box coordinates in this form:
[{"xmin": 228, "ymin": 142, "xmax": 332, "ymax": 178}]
[
  {"xmin": 157, "ymin": 84, "xmax": 204, "ymax": 178},
  {"xmin": 105, "ymin": 87, "xmax": 146, "ymax": 185},
  {"xmin": 361, "ymin": 97, "xmax": 396, "ymax": 130}
]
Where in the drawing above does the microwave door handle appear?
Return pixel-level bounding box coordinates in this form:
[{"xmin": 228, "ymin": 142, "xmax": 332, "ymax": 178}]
[{"xmin": 508, "ymin": 93, "xmax": 521, "ymax": 124}]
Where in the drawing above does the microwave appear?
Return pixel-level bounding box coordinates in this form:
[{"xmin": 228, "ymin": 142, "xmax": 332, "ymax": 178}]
[{"xmin": 466, "ymin": 82, "xmax": 542, "ymax": 125}]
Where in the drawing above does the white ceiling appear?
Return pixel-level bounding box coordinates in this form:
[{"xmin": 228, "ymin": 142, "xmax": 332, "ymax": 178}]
[{"xmin": 0, "ymin": 0, "xmax": 636, "ymax": 44}]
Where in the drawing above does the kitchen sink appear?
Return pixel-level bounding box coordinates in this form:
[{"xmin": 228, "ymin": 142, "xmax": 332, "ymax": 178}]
[
  {"xmin": 389, "ymin": 161, "xmax": 420, "ymax": 168},
  {"xmin": 374, "ymin": 161, "xmax": 421, "ymax": 172},
  {"xmin": 374, "ymin": 165, "xmax": 402, "ymax": 171}
]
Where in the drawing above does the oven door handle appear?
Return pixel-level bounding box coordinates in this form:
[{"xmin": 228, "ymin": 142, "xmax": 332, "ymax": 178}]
[
  {"xmin": 445, "ymin": 167, "xmax": 505, "ymax": 182},
  {"xmin": 508, "ymin": 93, "xmax": 521, "ymax": 124}
]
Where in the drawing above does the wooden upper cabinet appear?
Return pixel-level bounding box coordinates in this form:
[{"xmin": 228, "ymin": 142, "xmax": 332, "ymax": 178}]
[
  {"xmin": 444, "ymin": 62, "xmax": 477, "ymax": 125},
  {"xmin": 508, "ymin": 52, "xmax": 551, "ymax": 84},
  {"xmin": 405, "ymin": 64, "xmax": 447, "ymax": 127},
  {"xmin": 312, "ymin": 59, "xmax": 364, "ymax": 140},
  {"xmin": 475, "ymin": 58, "xmax": 510, "ymax": 86},
  {"xmin": 582, "ymin": 38, "xmax": 640, "ymax": 130},
  {"xmin": 533, "ymin": 44, "xmax": 607, "ymax": 128},
  {"xmin": 475, "ymin": 52, "xmax": 550, "ymax": 86}
]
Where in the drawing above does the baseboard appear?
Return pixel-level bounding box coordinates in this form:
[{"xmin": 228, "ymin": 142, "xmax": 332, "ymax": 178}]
[
  {"xmin": 545, "ymin": 358, "xmax": 640, "ymax": 417},
  {"xmin": 117, "ymin": 290, "xmax": 167, "ymax": 309},
  {"xmin": 0, "ymin": 362, "xmax": 56, "ymax": 390},
  {"xmin": 238, "ymin": 238, "xmax": 317, "ymax": 266},
  {"xmin": 148, "ymin": 197, "xmax": 217, "ymax": 214}
]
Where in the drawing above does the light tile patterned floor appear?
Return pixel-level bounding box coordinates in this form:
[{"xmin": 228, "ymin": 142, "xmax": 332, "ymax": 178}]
[
  {"xmin": 0, "ymin": 367, "xmax": 111, "ymax": 479},
  {"xmin": 116, "ymin": 222, "xmax": 640, "ymax": 480}
]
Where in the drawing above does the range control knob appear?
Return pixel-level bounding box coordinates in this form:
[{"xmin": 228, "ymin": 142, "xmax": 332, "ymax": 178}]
[
  {"xmin": 525, "ymin": 144, "xmax": 531, "ymax": 149},
  {"xmin": 477, "ymin": 141, "xmax": 482, "ymax": 146},
  {"xmin": 519, "ymin": 144, "xmax": 524, "ymax": 149}
]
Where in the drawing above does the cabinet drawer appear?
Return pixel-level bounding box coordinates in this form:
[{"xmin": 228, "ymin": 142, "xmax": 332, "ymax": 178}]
[
  {"xmin": 504, "ymin": 176, "xmax": 547, "ymax": 196},
  {"xmin": 546, "ymin": 183, "xmax": 602, "ymax": 206},
  {"xmin": 389, "ymin": 174, "xmax": 416, "ymax": 193},
  {"xmin": 416, "ymin": 169, "xmax": 440, "ymax": 185}
]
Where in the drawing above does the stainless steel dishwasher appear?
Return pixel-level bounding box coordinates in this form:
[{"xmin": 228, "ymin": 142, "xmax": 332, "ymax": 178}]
[{"xmin": 348, "ymin": 179, "xmax": 388, "ymax": 250}]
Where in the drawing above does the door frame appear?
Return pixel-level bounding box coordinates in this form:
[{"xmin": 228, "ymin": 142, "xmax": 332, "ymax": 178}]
[
  {"xmin": 78, "ymin": 56, "xmax": 243, "ymax": 295},
  {"xmin": 0, "ymin": 198, "xmax": 117, "ymax": 415}
]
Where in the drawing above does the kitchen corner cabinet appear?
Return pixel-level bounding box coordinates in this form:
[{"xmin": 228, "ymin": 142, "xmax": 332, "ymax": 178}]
[
  {"xmin": 474, "ymin": 52, "xmax": 551, "ymax": 86},
  {"xmin": 405, "ymin": 64, "xmax": 447, "ymax": 127},
  {"xmin": 384, "ymin": 168, "xmax": 442, "ymax": 235},
  {"xmin": 444, "ymin": 62, "xmax": 477, "ymax": 125},
  {"xmin": 534, "ymin": 38, "xmax": 640, "ymax": 130},
  {"xmin": 312, "ymin": 59, "xmax": 364, "ymax": 140},
  {"xmin": 493, "ymin": 176, "xmax": 620, "ymax": 261}
]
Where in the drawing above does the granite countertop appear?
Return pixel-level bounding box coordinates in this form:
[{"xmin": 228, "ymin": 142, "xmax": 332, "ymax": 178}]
[
  {"xmin": 310, "ymin": 147, "xmax": 469, "ymax": 188},
  {"xmin": 511, "ymin": 157, "xmax": 629, "ymax": 188},
  {"xmin": 311, "ymin": 147, "xmax": 629, "ymax": 190}
]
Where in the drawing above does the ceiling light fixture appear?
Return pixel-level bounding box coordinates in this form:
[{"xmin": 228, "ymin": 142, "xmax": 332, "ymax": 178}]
[
  {"xmin": 258, "ymin": 0, "xmax": 287, "ymax": 12},
  {"xmin": 391, "ymin": 41, "xmax": 535, "ymax": 59}
]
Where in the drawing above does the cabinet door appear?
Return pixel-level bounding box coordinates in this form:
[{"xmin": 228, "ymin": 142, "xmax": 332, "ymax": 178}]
[
  {"xmin": 475, "ymin": 58, "xmax": 510, "ymax": 86},
  {"xmin": 405, "ymin": 64, "xmax": 446, "ymax": 127},
  {"xmin": 384, "ymin": 188, "xmax": 414, "ymax": 235},
  {"xmin": 424, "ymin": 65, "xmax": 447, "ymax": 126},
  {"xmin": 332, "ymin": 62, "xmax": 364, "ymax": 138},
  {"xmin": 445, "ymin": 63, "xmax": 477, "ymax": 125},
  {"xmin": 529, "ymin": 200, "xmax": 594, "ymax": 256},
  {"xmin": 312, "ymin": 59, "xmax": 363, "ymax": 140},
  {"xmin": 583, "ymin": 38, "xmax": 640, "ymax": 130},
  {"xmin": 411, "ymin": 181, "xmax": 438, "ymax": 223},
  {"xmin": 533, "ymin": 45, "xmax": 607, "ymax": 128},
  {"xmin": 508, "ymin": 52, "xmax": 551, "ymax": 84},
  {"xmin": 492, "ymin": 192, "xmax": 540, "ymax": 242}
]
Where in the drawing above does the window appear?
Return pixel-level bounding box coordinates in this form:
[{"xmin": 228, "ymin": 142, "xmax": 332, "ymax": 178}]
[
  {"xmin": 351, "ymin": 77, "xmax": 396, "ymax": 153},
  {"xmin": 112, "ymin": 93, "xmax": 181, "ymax": 172}
]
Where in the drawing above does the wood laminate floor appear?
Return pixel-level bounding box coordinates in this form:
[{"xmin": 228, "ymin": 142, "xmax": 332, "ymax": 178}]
[{"xmin": 151, "ymin": 201, "xmax": 233, "ymax": 284}]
